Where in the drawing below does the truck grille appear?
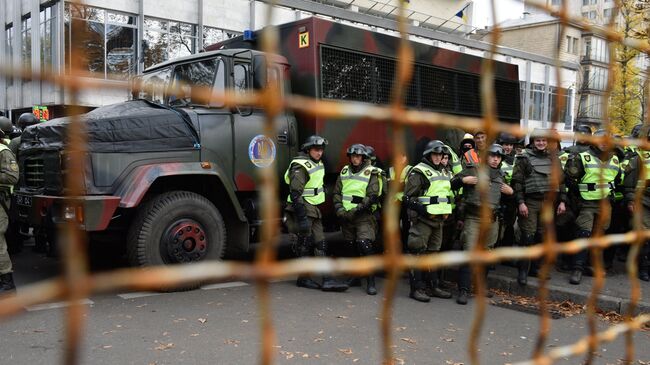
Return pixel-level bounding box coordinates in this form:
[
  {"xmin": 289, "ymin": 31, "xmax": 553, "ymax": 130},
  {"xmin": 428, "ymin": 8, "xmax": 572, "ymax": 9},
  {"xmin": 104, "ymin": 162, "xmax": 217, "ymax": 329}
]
[{"xmin": 24, "ymin": 158, "xmax": 45, "ymax": 188}]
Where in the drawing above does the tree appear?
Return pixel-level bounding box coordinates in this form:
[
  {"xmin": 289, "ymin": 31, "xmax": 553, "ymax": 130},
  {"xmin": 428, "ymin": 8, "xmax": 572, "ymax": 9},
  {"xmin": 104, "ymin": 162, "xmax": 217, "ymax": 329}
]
[{"xmin": 608, "ymin": 0, "xmax": 648, "ymax": 134}]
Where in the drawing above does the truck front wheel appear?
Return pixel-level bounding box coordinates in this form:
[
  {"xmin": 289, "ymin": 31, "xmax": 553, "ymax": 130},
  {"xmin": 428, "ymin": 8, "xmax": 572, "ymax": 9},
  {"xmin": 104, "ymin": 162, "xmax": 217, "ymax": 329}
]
[{"xmin": 127, "ymin": 191, "xmax": 226, "ymax": 267}]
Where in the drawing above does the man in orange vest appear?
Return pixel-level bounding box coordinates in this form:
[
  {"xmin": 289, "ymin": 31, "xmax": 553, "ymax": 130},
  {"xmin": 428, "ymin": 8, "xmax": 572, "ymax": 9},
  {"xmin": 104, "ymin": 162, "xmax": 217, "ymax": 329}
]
[{"xmin": 461, "ymin": 133, "xmax": 479, "ymax": 167}]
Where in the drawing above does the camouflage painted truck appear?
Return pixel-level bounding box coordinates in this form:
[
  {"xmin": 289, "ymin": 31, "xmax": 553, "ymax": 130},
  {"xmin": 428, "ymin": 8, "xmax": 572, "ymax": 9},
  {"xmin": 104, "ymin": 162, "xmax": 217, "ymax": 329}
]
[{"xmin": 13, "ymin": 17, "xmax": 520, "ymax": 268}]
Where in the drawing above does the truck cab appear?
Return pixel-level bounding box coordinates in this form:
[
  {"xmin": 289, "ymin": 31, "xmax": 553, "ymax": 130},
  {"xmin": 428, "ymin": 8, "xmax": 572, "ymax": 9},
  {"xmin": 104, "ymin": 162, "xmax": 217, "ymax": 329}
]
[{"xmin": 14, "ymin": 49, "xmax": 297, "ymax": 267}]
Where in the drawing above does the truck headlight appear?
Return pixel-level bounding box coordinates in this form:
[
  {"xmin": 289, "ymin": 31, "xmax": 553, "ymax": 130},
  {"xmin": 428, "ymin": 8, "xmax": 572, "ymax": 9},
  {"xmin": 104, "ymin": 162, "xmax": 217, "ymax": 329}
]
[{"xmin": 63, "ymin": 204, "xmax": 84, "ymax": 223}]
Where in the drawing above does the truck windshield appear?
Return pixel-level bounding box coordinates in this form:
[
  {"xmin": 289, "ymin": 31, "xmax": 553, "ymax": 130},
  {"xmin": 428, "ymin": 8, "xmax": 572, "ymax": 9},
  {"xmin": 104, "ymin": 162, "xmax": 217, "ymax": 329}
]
[
  {"xmin": 169, "ymin": 59, "xmax": 219, "ymax": 107},
  {"xmin": 134, "ymin": 67, "xmax": 173, "ymax": 104}
]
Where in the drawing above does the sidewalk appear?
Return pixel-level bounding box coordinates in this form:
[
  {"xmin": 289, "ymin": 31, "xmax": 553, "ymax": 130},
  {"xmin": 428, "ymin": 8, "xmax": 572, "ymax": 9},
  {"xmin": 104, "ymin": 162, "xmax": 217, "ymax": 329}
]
[{"xmin": 487, "ymin": 261, "xmax": 650, "ymax": 315}]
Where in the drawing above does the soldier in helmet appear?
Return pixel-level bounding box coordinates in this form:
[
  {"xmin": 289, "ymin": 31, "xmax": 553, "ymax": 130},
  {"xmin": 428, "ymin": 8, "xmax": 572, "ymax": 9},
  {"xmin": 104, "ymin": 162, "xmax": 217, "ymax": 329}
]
[
  {"xmin": 403, "ymin": 140, "xmax": 454, "ymax": 302},
  {"xmin": 0, "ymin": 117, "xmax": 13, "ymax": 146},
  {"xmin": 564, "ymin": 130, "xmax": 622, "ymax": 285},
  {"xmin": 451, "ymin": 144, "xmax": 513, "ymax": 304},
  {"xmin": 496, "ymin": 132, "xmax": 518, "ymax": 250},
  {"xmin": 0, "ymin": 116, "xmax": 20, "ymax": 293},
  {"xmin": 9, "ymin": 112, "xmax": 39, "ymax": 158},
  {"xmin": 622, "ymin": 125, "xmax": 650, "ymax": 281},
  {"xmin": 333, "ymin": 144, "xmax": 381, "ymax": 295},
  {"xmin": 511, "ymin": 129, "xmax": 567, "ymax": 285},
  {"xmin": 284, "ymin": 135, "xmax": 348, "ymax": 292}
]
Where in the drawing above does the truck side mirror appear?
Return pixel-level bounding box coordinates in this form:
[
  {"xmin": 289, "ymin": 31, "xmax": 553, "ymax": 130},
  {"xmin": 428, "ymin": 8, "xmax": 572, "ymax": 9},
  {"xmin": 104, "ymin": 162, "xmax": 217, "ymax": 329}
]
[{"xmin": 252, "ymin": 55, "xmax": 267, "ymax": 90}]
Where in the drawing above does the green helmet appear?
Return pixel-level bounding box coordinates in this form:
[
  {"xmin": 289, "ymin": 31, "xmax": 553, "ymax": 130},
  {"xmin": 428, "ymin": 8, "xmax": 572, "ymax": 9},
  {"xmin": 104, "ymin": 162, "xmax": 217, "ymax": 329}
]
[
  {"xmin": 17, "ymin": 112, "xmax": 39, "ymax": 130},
  {"xmin": 364, "ymin": 145, "xmax": 377, "ymax": 161},
  {"xmin": 346, "ymin": 143, "xmax": 368, "ymax": 158},
  {"xmin": 422, "ymin": 140, "xmax": 446, "ymax": 157},
  {"xmin": 487, "ymin": 144, "xmax": 506, "ymax": 157},
  {"xmin": 0, "ymin": 117, "xmax": 13, "ymax": 137},
  {"xmin": 301, "ymin": 135, "xmax": 328, "ymax": 152}
]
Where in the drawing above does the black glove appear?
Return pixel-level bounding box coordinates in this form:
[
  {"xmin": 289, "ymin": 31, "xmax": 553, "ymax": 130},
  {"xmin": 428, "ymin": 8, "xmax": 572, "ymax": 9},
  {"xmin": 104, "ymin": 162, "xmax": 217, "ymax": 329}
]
[
  {"xmin": 297, "ymin": 216, "xmax": 311, "ymax": 235},
  {"xmin": 336, "ymin": 208, "xmax": 346, "ymax": 218}
]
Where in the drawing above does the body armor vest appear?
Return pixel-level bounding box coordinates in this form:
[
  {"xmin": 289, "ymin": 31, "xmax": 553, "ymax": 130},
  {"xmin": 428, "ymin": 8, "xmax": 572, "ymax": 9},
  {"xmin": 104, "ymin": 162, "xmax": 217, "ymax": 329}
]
[
  {"xmin": 284, "ymin": 157, "xmax": 325, "ymax": 205},
  {"xmin": 522, "ymin": 149, "xmax": 557, "ymax": 194},
  {"xmin": 412, "ymin": 162, "xmax": 453, "ymax": 215}
]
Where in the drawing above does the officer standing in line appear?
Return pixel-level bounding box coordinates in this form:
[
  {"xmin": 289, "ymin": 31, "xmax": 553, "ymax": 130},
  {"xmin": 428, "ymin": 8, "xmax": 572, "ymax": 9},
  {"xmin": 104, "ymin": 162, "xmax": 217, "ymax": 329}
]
[
  {"xmin": 0, "ymin": 117, "xmax": 20, "ymax": 293},
  {"xmin": 403, "ymin": 140, "xmax": 454, "ymax": 302},
  {"xmin": 284, "ymin": 135, "xmax": 348, "ymax": 292},
  {"xmin": 333, "ymin": 144, "xmax": 381, "ymax": 295},
  {"xmin": 0, "ymin": 118, "xmax": 13, "ymax": 146},
  {"xmin": 511, "ymin": 129, "xmax": 567, "ymax": 285},
  {"xmin": 389, "ymin": 152, "xmax": 413, "ymax": 251},
  {"xmin": 564, "ymin": 130, "xmax": 622, "ymax": 285},
  {"xmin": 451, "ymin": 144, "xmax": 513, "ymax": 305},
  {"xmin": 9, "ymin": 113, "xmax": 39, "ymax": 158},
  {"xmin": 622, "ymin": 128, "xmax": 650, "ymax": 281},
  {"xmin": 496, "ymin": 132, "xmax": 518, "ymax": 250},
  {"xmin": 460, "ymin": 133, "xmax": 478, "ymax": 167}
]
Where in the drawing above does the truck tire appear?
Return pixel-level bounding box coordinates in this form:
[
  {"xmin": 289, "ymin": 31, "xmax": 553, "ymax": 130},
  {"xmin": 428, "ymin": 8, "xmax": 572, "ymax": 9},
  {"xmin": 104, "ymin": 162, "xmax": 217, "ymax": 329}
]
[{"xmin": 127, "ymin": 191, "xmax": 226, "ymax": 272}]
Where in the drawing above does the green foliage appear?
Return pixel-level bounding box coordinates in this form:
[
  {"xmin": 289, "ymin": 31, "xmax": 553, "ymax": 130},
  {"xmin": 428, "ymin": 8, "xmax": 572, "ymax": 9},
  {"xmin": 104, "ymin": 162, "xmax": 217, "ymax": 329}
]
[{"xmin": 608, "ymin": 0, "xmax": 648, "ymax": 135}]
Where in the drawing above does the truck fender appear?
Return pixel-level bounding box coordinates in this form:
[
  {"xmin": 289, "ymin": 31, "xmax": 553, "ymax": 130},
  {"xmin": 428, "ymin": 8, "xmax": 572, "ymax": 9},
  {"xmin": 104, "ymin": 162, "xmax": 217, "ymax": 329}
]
[{"xmin": 113, "ymin": 162, "xmax": 247, "ymax": 222}]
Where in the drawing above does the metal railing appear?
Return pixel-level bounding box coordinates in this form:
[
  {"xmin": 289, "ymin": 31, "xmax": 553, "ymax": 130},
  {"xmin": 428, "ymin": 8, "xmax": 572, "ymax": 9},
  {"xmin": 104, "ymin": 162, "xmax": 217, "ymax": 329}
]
[{"xmin": 0, "ymin": 0, "xmax": 649, "ymax": 365}]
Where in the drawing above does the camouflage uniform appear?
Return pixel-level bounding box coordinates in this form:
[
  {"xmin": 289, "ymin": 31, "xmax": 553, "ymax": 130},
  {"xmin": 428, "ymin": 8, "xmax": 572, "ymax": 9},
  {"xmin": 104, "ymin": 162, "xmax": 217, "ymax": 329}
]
[
  {"xmin": 564, "ymin": 145, "xmax": 622, "ymax": 284},
  {"xmin": 622, "ymin": 149, "xmax": 650, "ymax": 281},
  {"xmin": 333, "ymin": 158, "xmax": 380, "ymax": 295},
  {"xmin": 511, "ymin": 145, "xmax": 566, "ymax": 284},
  {"xmin": 451, "ymin": 144, "xmax": 511, "ymax": 304},
  {"xmin": 403, "ymin": 141, "xmax": 454, "ymax": 302},
  {"xmin": 0, "ymin": 141, "xmax": 19, "ymax": 292}
]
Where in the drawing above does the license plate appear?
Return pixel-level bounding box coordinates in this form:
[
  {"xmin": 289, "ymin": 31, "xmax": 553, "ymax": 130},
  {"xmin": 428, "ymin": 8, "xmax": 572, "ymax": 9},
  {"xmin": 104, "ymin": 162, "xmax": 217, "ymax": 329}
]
[{"xmin": 15, "ymin": 194, "xmax": 32, "ymax": 207}]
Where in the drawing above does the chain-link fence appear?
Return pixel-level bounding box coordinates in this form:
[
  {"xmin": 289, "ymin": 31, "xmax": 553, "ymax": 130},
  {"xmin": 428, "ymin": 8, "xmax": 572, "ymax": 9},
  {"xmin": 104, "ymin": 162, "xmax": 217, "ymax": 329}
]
[{"xmin": 0, "ymin": 0, "xmax": 649, "ymax": 364}]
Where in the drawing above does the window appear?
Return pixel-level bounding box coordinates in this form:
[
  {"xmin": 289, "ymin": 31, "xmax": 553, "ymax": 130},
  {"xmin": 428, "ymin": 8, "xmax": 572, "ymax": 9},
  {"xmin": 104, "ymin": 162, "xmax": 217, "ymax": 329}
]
[
  {"xmin": 582, "ymin": 12, "xmax": 589, "ymax": 19},
  {"xmin": 589, "ymin": 11, "xmax": 597, "ymax": 19},
  {"xmin": 548, "ymin": 87, "xmax": 572, "ymax": 129},
  {"xmin": 582, "ymin": 0, "xmax": 589, "ymax": 6},
  {"xmin": 603, "ymin": 8, "xmax": 613, "ymax": 19},
  {"xmin": 210, "ymin": 59, "xmax": 226, "ymax": 107},
  {"xmin": 202, "ymin": 26, "xmax": 240, "ymax": 50},
  {"xmin": 40, "ymin": 6, "xmax": 56, "ymax": 74},
  {"xmin": 21, "ymin": 16, "xmax": 31, "ymax": 70},
  {"xmin": 5, "ymin": 24, "xmax": 13, "ymax": 86},
  {"xmin": 529, "ymin": 84, "xmax": 545, "ymax": 121},
  {"xmin": 552, "ymin": 0, "xmax": 562, "ymax": 5},
  {"xmin": 64, "ymin": 4, "xmax": 137, "ymax": 79},
  {"xmin": 566, "ymin": 36, "xmax": 578, "ymax": 54},
  {"xmin": 233, "ymin": 63, "xmax": 249, "ymax": 95},
  {"xmin": 144, "ymin": 17, "xmax": 197, "ymax": 70},
  {"xmin": 573, "ymin": 38, "xmax": 578, "ymax": 55},
  {"xmin": 585, "ymin": 66, "xmax": 608, "ymax": 91},
  {"xmin": 169, "ymin": 59, "xmax": 218, "ymax": 106}
]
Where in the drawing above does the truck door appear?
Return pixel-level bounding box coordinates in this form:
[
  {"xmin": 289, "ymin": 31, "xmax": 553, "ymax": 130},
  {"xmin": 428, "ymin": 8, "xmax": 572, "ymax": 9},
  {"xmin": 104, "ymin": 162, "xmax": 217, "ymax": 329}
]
[{"xmin": 231, "ymin": 58, "xmax": 295, "ymax": 192}]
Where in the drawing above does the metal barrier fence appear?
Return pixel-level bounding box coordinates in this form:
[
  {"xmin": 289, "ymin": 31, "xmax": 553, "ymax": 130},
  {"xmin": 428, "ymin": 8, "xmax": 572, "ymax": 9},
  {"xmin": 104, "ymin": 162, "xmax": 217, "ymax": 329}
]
[{"xmin": 0, "ymin": 0, "xmax": 649, "ymax": 364}]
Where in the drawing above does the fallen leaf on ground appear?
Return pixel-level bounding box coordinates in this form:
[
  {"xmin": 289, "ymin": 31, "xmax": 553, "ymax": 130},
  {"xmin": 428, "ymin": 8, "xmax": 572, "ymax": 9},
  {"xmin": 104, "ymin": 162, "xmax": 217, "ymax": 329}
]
[
  {"xmin": 400, "ymin": 338, "xmax": 417, "ymax": 344},
  {"xmin": 338, "ymin": 348, "xmax": 353, "ymax": 355},
  {"xmin": 154, "ymin": 343, "xmax": 174, "ymax": 351},
  {"xmin": 198, "ymin": 318, "xmax": 207, "ymax": 324}
]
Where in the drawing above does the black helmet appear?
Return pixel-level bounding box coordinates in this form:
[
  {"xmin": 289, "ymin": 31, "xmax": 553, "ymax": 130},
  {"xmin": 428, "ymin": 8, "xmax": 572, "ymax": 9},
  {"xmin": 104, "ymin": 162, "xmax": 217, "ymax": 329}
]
[
  {"xmin": 364, "ymin": 145, "xmax": 377, "ymax": 161},
  {"xmin": 301, "ymin": 135, "xmax": 328, "ymax": 152},
  {"xmin": 422, "ymin": 140, "xmax": 446, "ymax": 157},
  {"xmin": 487, "ymin": 144, "xmax": 506, "ymax": 157},
  {"xmin": 17, "ymin": 112, "xmax": 39, "ymax": 130},
  {"xmin": 593, "ymin": 129, "xmax": 607, "ymax": 137},
  {"xmin": 497, "ymin": 132, "xmax": 517, "ymax": 145},
  {"xmin": 574, "ymin": 124, "xmax": 592, "ymax": 136},
  {"xmin": 9, "ymin": 125, "xmax": 21, "ymax": 139},
  {"xmin": 346, "ymin": 143, "xmax": 368, "ymax": 158},
  {"xmin": 0, "ymin": 117, "xmax": 12, "ymax": 137},
  {"xmin": 631, "ymin": 123, "xmax": 644, "ymax": 138}
]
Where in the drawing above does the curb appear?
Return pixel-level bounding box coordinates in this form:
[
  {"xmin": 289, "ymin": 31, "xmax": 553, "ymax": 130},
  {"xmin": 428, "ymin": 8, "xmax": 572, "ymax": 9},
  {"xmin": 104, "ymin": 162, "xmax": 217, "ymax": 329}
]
[{"xmin": 488, "ymin": 273, "xmax": 650, "ymax": 315}]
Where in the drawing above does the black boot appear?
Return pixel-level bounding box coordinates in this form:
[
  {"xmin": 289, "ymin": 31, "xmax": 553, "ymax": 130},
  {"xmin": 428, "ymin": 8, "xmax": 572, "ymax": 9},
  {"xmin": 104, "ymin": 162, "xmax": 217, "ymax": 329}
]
[
  {"xmin": 640, "ymin": 270, "xmax": 650, "ymax": 282},
  {"xmin": 408, "ymin": 270, "xmax": 430, "ymax": 302},
  {"xmin": 517, "ymin": 260, "xmax": 530, "ymax": 286},
  {"xmin": 366, "ymin": 276, "xmax": 377, "ymax": 295},
  {"xmin": 426, "ymin": 270, "xmax": 451, "ymax": 299},
  {"xmin": 315, "ymin": 240, "xmax": 348, "ymax": 292},
  {"xmin": 296, "ymin": 276, "xmax": 321, "ymax": 290},
  {"xmin": 569, "ymin": 269, "xmax": 583, "ymax": 285},
  {"xmin": 0, "ymin": 273, "xmax": 16, "ymax": 293},
  {"xmin": 456, "ymin": 289, "xmax": 469, "ymax": 305},
  {"xmin": 457, "ymin": 265, "xmax": 471, "ymax": 305}
]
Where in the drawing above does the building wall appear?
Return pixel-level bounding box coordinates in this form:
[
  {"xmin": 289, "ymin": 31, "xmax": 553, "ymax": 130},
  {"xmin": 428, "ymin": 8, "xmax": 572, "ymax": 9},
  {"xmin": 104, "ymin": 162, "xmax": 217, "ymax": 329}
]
[{"xmin": 1, "ymin": 0, "xmax": 578, "ymax": 135}]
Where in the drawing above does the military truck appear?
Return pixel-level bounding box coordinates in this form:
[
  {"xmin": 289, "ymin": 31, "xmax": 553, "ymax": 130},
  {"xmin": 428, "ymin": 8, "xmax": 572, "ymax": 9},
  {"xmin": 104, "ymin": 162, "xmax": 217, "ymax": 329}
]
[{"xmin": 14, "ymin": 17, "xmax": 520, "ymax": 268}]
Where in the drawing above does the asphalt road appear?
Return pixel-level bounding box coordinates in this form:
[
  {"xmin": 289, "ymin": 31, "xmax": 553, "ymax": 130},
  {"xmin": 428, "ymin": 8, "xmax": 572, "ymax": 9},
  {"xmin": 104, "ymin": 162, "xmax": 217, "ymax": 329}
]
[{"xmin": 2, "ymin": 239, "xmax": 649, "ymax": 365}]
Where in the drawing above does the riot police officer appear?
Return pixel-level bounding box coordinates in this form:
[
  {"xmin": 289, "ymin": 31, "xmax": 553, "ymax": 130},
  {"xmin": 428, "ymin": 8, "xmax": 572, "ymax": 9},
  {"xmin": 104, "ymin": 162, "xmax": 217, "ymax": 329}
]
[
  {"xmin": 0, "ymin": 117, "xmax": 13, "ymax": 146},
  {"xmin": 512, "ymin": 129, "xmax": 566, "ymax": 285},
  {"xmin": 389, "ymin": 152, "xmax": 413, "ymax": 251},
  {"xmin": 496, "ymin": 132, "xmax": 517, "ymax": 251},
  {"xmin": 284, "ymin": 135, "xmax": 348, "ymax": 292},
  {"xmin": 333, "ymin": 144, "xmax": 381, "ymax": 295},
  {"xmin": 564, "ymin": 130, "xmax": 622, "ymax": 285},
  {"xmin": 622, "ymin": 127, "xmax": 650, "ymax": 281},
  {"xmin": 403, "ymin": 140, "xmax": 453, "ymax": 302},
  {"xmin": 452, "ymin": 144, "xmax": 513, "ymax": 304},
  {"xmin": 9, "ymin": 112, "xmax": 39, "ymax": 158},
  {"xmin": 0, "ymin": 117, "xmax": 20, "ymax": 293}
]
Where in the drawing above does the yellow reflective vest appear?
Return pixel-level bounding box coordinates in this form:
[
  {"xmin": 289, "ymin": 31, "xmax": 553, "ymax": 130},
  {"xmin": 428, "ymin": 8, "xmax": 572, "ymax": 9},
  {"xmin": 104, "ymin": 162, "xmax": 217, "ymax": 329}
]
[
  {"xmin": 577, "ymin": 151, "xmax": 620, "ymax": 201},
  {"xmin": 340, "ymin": 164, "xmax": 374, "ymax": 211},
  {"xmin": 412, "ymin": 162, "xmax": 453, "ymax": 215},
  {"xmin": 284, "ymin": 157, "xmax": 325, "ymax": 205}
]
